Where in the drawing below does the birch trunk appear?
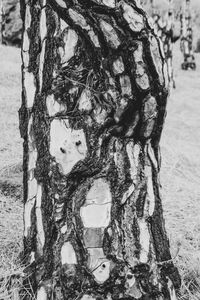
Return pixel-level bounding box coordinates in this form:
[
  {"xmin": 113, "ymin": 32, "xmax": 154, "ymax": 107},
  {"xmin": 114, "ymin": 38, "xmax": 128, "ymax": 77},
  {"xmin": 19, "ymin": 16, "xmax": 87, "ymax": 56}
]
[{"xmin": 19, "ymin": 0, "xmax": 181, "ymax": 299}]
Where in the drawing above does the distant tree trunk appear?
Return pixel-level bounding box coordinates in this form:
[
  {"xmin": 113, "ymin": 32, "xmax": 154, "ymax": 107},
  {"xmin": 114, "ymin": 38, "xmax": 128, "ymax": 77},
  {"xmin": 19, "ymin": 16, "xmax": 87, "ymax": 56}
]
[
  {"xmin": 0, "ymin": 0, "xmax": 3, "ymax": 44},
  {"xmin": 180, "ymin": 0, "xmax": 196, "ymax": 70},
  {"xmin": 165, "ymin": 0, "xmax": 175, "ymax": 88},
  {"xmin": 152, "ymin": 0, "xmax": 177, "ymax": 88},
  {"xmin": 1, "ymin": 0, "xmax": 22, "ymax": 46},
  {"xmin": 19, "ymin": 0, "xmax": 181, "ymax": 299}
]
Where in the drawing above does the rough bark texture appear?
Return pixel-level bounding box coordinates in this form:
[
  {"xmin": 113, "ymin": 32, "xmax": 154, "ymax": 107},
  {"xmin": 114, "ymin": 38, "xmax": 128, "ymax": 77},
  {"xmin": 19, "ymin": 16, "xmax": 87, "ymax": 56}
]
[
  {"xmin": 19, "ymin": 0, "xmax": 181, "ymax": 299},
  {"xmin": 1, "ymin": 0, "xmax": 22, "ymax": 46},
  {"xmin": 152, "ymin": 0, "xmax": 177, "ymax": 88},
  {"xmin": 180, "ymin": 0, "xmax": 196, "ymax": 70}
]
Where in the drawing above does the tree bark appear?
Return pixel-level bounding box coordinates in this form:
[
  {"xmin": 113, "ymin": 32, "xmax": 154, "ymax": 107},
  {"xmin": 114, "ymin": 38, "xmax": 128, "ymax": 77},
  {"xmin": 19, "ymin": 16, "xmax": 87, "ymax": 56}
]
[
  {"xmin": 0, "ymin": 0, "xmax": 3, "ymax": 44},
  {"xmin": 1, "ymin": 0, "xmax": 22, "ymax": 46},
  {"xmin": 19, "ymin": 0, "xmax": 181, "ymax": 299},
  {"xmin": 180, "ymin": 0, "xmax": 196, "ymax": 70},
  {"xmin": 152, "ymin": 0, "xmax": 177, "ymax": 88}
]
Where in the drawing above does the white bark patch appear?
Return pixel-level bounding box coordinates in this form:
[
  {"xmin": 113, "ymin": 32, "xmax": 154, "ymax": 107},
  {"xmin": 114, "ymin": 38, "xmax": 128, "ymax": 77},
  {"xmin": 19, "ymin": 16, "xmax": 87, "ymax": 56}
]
[
  {"xmin": 102, "ymin": 0, "xmax": 115, "ymax": 7},
  {"xmin": 39, "ymin": 40, "xmax": 46, "ymax": 91},
  {"xmin": 114, "ymin": 140, "xmax": 124, "ymax": 178},
  {"xmin": 30, "ymin": 251, "xmax": 35, "ymax": 263},
  {"xmin": 22, "ymin": 3, "xmax": 31, "ymax": 67},
  {"xmin": 59, "ymin": 29, "xmax": 78, "ymax": 65},
  {"xmin": 24, "ymin": 197, "xmax": 36, "ymax": 237},
  {"xmin": 60, "ymin": 19, "xmax": 68, "ymax": 32},
  {"xmin": 22, "ymin": 51, "xmax": 29, "ymax": 69},
  {"xmin": 25, "ymin": 4, "xmax": 31, "ymax": 30},
  {"xmin": 88, "ymin": 30, "xmax": 100, "ymax": 48},
  {"xmin": 163, "ymin": 62, "xmax": 169, "ymax": 87},
  {"xmin": 126, "ymin": 141, "xmax": 141, "ymax": 182},
  {"xmin": 27, "ymin": 115, "xmax": 37, "ymax": 180},
  {"xmin": 50, "ymin": 119, "xmax": 87, "ymax": 175},
  {"xmin": 167, "ymin": 277, "xmax": 177, "ymax": 300},
  {"xmin": 36, "ymin": 184, "xmax": 45, "ymax": 251},
  {"xmin": 121, "ymin": 2, "xmax": 144, "ymax": 32},
  {"xmin": 46, "ymin": 94, "xmax": 67, "ymax": 116},
  {"xmin": 69, "ymin": 9, "xmax": 89, "ymax": 28},
  {"xmin": 54, "ymin": 202, "xmax": 64, "ymax": 222},
  {"xmin": 144, "ymin": 164, "xmax": 155, "ymax": 217},
  {"xmin": 138, "ymin": 219, "xmax": 150, "ymax": 263},
  {"xmin": 40, "ymin": 7, "xmax": 47, "ymax": 42},
  {"xmin": 87, "ymin": 248, "xmax": 105, "ymax": 270},
  {"xmin": 22, "ymin": 32, "xmax": 30, "ymax": 66},
  {"xmin": 136, "ymin": 73, "xmax": 150, "ymax": 90},
  {"xmin": 80, "ymin": 204, "xmax": 111, "ymax": 228},
  {"xmin": 133, "ymin": 42, "xmax": 143, "ymax": 62},
  {"xmin": 81, "ymin": 295, "xmax": 96, "ymax": 300},
  {"xmin": 55, "ymin": 0, "xmax": 67, "ymax": 8},
  {"xmin": 150, "ymin": 35, "xmax": 164, "ymax": 85},
  {"xmin": 93, "ymin": 260, "xmax": 111, "ymax": 284},
  {"xmin": 78, "ymin": 89, "xmax": 92, "ymax": 112},
  {"xmin": 27, "ymin": 178, "xmax": 37, "ymax": 201},
  {"xmin": 147, "ymin": 142, "xmax": 158, "ymax": 170},
  {"xmin": 80, "ymin": 179, "xmax": 112, "ymax": 228},
  {"xmin": 61, "ymin": 224, "xmax": 68, "ymax": 234},
  {"xmin": 24, "ymin": 71, "xmax": 36, "ymax": 108},
  {"xmin": 93, "ymin": 106, "xmax": 108, "ymax": 124},
  {"xmin": 68, "ymin": 9, "xmax": 100, "ymax": 47},
  {"xmin": 36, "ymin": 286, "xmax": 47, "ymax": 300},
  {"xmin": 125, "ymin": 273, "xmax": 142, "ymax": 299},
  {"xmin": 113, "ymin": 57, "xmax": 124, "ymax": 75},
  {"xmin": 86, "ymin": 178, "xmax": 112, "ymax": 205},
  {"xmin": 100, "ymin": 20, "xmax": 120, "ymax": 49},
  {"xmin": 61, "ymin": 242, "xmax": 77, "ymax": 265},
  {"xmin": 22, "ymin": 31, "xmax": 30, "ymax": 52},
  {"xmin": 126, "ymin": 273, "xmax": 136, "ymax": 287},
  {"xmin": 121, "ymin": 185, "xmax": 135, "ymax": 205},
  {"xmin": 28, "ymin": 120, "xmax": 37, "ymax": 175},
  {"xmin": 120, "ymin": 75, "xmax": 132, "ymax": 96},
  {"xmin": 133, "ymin": 43, "xmax": 150, "ymax": 90},
  {"xmin": 28, "ymin": 149, "xmax": 37, "ymax": 175}
]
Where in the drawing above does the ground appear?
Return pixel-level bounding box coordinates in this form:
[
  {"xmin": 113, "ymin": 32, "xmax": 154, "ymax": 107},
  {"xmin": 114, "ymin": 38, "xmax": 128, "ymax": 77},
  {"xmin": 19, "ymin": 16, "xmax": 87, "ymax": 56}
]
[{"xmin": 0, "ymin": 43, "xmax": 200, "ymax": 299}]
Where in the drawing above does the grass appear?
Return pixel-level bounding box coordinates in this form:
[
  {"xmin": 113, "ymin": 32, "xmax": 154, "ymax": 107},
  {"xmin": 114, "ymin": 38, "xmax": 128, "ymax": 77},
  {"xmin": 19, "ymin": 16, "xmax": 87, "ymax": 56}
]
[{"xmin": 0, "ymin": 43, "xmax": 200, "ymax": 299}]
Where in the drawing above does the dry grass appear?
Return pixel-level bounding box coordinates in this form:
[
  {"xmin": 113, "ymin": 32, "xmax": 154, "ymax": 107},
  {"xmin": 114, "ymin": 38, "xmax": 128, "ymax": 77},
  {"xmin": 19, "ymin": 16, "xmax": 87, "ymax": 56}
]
[
  {"xmin": 160, "ymin": 43, "xmax": 200, "ymax": 299},
  {"xmin": 0, "ymin": 43, "xmax": 200, "ymax": 299}
]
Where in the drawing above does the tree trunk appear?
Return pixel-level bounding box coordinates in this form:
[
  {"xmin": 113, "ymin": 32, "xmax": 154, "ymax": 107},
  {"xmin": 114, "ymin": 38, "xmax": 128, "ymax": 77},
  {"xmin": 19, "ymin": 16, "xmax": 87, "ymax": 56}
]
[
  {"xmin": 180, "ymin": 0, "xmax": 196, "ymax": 70},
  {"xmin": 0, "ymin": 0, "xmax": 2, "ymax": 44},
  {"xmin": 165, "ymin": 0, "xmax": 175, "ymax": 88},
  {"xmin": 1, "ymin": 0, "xmax": 22, "ymax": 46},
  {"xmin": 19, "ymin": 0, "xmax": 181, "ymax": 299},
  {"xmin": 151, "ymin": 0, "xmax": 176, "ymax": 88}
]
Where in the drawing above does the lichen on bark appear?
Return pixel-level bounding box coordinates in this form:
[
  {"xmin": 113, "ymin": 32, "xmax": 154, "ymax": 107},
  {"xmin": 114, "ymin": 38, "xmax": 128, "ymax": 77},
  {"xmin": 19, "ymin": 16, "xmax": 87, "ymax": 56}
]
[{"xmin": 19, "ymin": 0, "xmax": 181, "ymax": 299}]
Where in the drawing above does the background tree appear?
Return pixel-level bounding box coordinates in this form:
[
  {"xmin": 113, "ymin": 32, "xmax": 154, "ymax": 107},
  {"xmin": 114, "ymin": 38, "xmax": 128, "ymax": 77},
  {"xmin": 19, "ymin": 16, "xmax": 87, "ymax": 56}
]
[
  {"xmin": 1, "ymin": 0, "xmax": 22, "ymax": 46},
  {"xmin": 180, "ymin": 0, "xmax": 196, "ymax": 70},
  {"xmin": 19, "ymin": 0, "xmax": 181, "ymax": 299},
  {"xmin": 0, "ymin": 0, "xmax": 3, "ymax": 44}
]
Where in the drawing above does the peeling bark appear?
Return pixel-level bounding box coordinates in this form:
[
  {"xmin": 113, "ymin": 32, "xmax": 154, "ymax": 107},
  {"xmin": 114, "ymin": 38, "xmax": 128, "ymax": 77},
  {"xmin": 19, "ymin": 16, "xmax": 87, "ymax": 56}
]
[{"xmin": 19, "ymin": 0, "xmax": 181, "ymax": 299}]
